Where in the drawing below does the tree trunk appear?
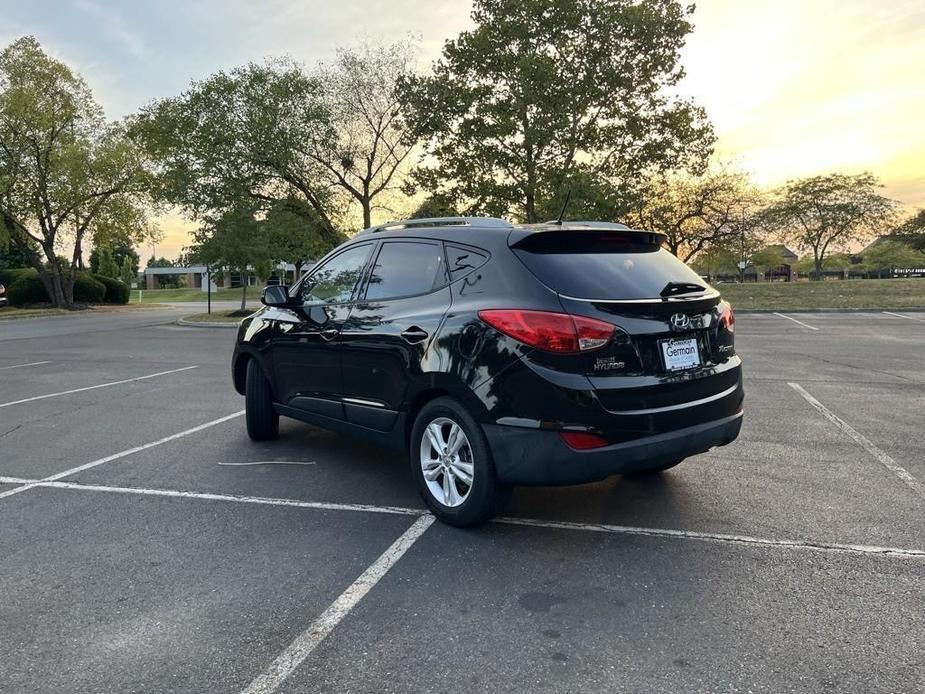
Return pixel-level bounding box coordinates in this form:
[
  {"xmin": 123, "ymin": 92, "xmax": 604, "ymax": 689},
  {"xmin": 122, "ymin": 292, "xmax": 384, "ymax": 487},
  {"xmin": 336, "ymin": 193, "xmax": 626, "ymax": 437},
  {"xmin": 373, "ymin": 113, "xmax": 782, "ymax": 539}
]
[
  {"xmin": 240, "ymin": 282, "xmax": 247, "ymax": 312},
  {"xmin": 34, "ymin": 244, "xmax": 76, "ymax": 309},
  {"xmin": 362, "ymin": 199, "xmax": 372, "ymax": 229}
]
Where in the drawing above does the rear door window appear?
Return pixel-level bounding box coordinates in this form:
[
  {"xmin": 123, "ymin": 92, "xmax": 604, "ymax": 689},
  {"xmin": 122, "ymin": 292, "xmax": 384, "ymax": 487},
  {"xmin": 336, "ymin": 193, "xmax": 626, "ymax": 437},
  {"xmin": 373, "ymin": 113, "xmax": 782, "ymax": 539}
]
[
  {"xmin": 445, "ymin": 244, "xmax": 489, "ymax": 282},
  {"xmin": 512, "ymin": 232, "xmax": 707, "ymax": 300},
  {"xmin": 364, "ymin": 241, "xmax": 446, "ymax": 301}
]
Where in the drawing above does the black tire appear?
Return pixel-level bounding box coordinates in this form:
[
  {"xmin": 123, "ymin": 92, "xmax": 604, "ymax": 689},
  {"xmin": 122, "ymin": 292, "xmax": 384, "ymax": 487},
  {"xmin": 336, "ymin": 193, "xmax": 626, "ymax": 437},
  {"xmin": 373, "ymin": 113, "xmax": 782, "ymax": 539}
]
[
  {"xmin": 245, "ymin": 359, "xmax": 279, "ymax": 441},
  {"xmin": 410, "ymin": 397, "xmax": 510, "ymax": 527}
]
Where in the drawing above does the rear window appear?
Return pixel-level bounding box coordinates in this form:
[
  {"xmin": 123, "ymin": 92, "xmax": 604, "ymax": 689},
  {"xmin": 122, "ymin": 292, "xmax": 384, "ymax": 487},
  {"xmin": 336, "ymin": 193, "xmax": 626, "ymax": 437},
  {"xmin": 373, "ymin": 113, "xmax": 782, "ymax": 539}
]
[{"xmin": 512, "ymin": 232, "xmax": 707, "ymax": 300}]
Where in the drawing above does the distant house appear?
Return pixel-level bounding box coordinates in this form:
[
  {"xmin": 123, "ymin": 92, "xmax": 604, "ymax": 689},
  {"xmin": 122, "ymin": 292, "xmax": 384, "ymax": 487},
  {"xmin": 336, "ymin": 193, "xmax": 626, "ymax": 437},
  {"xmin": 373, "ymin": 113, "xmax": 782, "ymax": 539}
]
[
  {"xmin": 746, "ymin": 245, "xmax": 798, "ymax": 281},
  {"xmin": 143, "ymin": 262, "xmax": 314, "ymax": 291}
]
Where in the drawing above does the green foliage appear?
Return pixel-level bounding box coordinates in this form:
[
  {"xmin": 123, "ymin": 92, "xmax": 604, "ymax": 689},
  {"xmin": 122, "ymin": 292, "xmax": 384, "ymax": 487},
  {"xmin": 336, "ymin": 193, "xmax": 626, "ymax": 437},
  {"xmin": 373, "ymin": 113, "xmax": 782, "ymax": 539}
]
[
  {"xmin": 119, "ymin": 255, "xmax": 135, "ymax": 286},
  {"xmin": 92, "ymin": 273, "xmax": 129, "ymax": 303},
  {"xmin": 751, "ymin": 247, "xmax": 784, "ymax": 276},
  {"xmin": 398, "ymin": 0, "xmax": 714, "ymax": 221},
  {"xmin": 409, "ymin": 194, "xmax": 461, "ymax": 220},
  {"xmin": 263, "ymin": 197, "xmax": 334, "ymax": 272},
  {"xmin": 861, "ymin": 239, "xmax": 925, "ymax": 273},
  {"xmin": 762, "ymin": 172, "xmax": 899, "ymax": 276},
  {"xmin": 187, "ymin": 206, "xmax": 273, "ymax": 310},
  {"xmin": 132, "ymin": 59, "xmax": 346, "ymax": 246},
  {"xmin": 690, "ymin": 246, "xmax": 738, "ymax": 278},
  {"xmin": 0, "ymin": 267, "xmax": 30, "ymax": 286},
  {"xmin": 628, "ymin": 169, "xmax": 764, "ymax": 262},
  {"xmin": 6, "ymin": 271, "xmax": 48, "ymax": 304},
  {"xmin": 95, "ymin": 247, "xmax": 119, "ymax": 278},
  {"xmin": 895, "ymin": 209, "xmax": 925, "ymax": 251},
  {"xmin": 0, "ymin": 36, "xmax": 153, "ymax": 308},
  {"xmin": 6, "ymin": 268, "xmax": 108, "ymax": 304},
  {"xmin": 90, "ymin": 239, "xmax": 140, "ymax": 276}
]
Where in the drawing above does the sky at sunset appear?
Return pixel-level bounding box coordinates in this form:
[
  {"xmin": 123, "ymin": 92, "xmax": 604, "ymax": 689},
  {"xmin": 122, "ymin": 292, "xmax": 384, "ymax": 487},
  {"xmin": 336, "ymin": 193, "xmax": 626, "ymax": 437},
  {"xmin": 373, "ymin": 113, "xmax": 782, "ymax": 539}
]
[{"xmin": 2, "ymin": 0, "xmax": 923, "ymax": 261}]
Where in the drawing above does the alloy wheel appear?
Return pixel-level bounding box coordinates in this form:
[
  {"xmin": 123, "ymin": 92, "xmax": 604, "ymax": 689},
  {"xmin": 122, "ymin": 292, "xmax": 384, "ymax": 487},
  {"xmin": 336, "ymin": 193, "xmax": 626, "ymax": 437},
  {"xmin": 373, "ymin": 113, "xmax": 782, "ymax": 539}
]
[{"xmin": 419, "ymin": 417, "xmax": 474, "ymax": 507}]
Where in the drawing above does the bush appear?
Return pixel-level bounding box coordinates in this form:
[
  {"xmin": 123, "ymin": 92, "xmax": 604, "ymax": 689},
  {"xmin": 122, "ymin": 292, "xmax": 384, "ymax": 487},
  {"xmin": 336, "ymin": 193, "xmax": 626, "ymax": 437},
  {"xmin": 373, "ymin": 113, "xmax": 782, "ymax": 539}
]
[
  {"xmin": 6, "ymin": 269, "xmax": 107, "ymax": 305},
  {"xmin": 7, "ymin": 270, "xmax": 47, "ymax": 305},
  {"xmin": 73, "ymin": 273, "xmax": 106, "ymax": 303},
  {"xmin": 0, "ymin": 267, "xmax": 31, "ymax": 286},
  {"xmin": 91, "ymin": 273, "xmax": 129, "ymax": 304}
]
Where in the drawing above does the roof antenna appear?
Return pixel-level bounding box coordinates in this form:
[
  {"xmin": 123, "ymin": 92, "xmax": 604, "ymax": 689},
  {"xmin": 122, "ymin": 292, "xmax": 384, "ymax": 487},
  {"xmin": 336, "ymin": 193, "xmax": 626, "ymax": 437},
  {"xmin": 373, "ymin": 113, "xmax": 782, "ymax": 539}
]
[{"xmin": 554, "ymin": 188, "xmax": 571, "ymax": 225}]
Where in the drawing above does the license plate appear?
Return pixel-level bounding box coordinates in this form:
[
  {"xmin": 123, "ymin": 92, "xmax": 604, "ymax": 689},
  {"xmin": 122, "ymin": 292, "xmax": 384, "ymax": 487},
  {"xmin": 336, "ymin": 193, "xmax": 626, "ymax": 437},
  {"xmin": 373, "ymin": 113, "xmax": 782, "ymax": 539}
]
[{"xmin": 660, "ymin": 337, "xmax": 701, "ymax": 371}]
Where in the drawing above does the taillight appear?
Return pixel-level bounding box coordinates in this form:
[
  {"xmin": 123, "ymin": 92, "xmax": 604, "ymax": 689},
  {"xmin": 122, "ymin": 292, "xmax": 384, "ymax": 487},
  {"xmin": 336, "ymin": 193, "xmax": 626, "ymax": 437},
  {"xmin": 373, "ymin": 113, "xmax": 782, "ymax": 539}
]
[
  {"xmin": 719, "ymin": 303, "xmax": 735, "ymax": 333},
  {"xmin": 559, "ymin": 431, "xmax": 609, "ymax": 450},
  {"xmin": 477, "ymin": 309, "xmax": 615, "ymax": 353}
]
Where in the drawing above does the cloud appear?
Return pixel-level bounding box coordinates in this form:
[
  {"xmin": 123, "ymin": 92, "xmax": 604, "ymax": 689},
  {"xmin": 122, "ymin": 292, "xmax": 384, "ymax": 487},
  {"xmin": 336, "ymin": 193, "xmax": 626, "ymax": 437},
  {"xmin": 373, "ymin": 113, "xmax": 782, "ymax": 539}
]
[{"xmin": 75, "ymin": 0, "xmax": 149, "ymax": 61}]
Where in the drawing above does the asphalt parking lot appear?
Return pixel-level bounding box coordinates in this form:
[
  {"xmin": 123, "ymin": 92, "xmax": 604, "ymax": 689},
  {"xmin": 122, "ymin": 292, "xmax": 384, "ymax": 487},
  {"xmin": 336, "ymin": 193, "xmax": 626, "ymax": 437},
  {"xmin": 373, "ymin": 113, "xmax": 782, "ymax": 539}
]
[{"xmin": 1, "ymin": 309, "xmax": 923, "ymax": 693}]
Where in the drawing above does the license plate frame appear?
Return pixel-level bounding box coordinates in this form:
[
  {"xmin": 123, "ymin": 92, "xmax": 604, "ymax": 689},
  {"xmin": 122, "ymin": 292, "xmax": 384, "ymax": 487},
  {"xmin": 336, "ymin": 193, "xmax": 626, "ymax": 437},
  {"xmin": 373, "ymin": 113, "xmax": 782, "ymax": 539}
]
[{"xmin": 659, "ymin": 337, "xmax": 701, "ymax": 372}]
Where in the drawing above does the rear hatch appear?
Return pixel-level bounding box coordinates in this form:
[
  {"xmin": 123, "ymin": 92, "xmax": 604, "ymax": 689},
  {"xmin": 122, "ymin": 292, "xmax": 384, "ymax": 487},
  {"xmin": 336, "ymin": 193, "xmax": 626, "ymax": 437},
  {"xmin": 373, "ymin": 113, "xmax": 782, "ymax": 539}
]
[{"xmin": 510, "ymin": 229, "xmax": 739, "ymax": 423}]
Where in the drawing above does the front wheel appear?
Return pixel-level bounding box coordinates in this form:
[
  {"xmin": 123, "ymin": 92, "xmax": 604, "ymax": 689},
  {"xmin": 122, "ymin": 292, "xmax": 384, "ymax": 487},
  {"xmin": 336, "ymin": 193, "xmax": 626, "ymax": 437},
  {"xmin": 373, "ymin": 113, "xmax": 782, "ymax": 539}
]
[
  {"xmin": 410, "ymin": 397, "xmax": 510, "ymax": 527},
  {"xmin": 245, "ymin": 359, "xmax": 279, "ymax": 441}
]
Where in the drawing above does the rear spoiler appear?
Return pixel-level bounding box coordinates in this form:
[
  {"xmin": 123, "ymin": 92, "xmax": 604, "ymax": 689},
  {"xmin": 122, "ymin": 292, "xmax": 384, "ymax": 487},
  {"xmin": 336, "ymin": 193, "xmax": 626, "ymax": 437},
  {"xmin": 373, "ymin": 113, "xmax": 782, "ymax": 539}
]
[{"xmin": 508, "ymin": 225, "xmax": 667, "ymax": 249}]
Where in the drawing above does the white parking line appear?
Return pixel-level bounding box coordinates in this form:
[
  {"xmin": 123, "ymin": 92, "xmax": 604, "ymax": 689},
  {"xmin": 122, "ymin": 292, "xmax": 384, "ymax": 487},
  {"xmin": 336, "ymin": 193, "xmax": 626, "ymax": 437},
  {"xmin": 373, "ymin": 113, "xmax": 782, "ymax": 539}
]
[
  {"xmin": 494, "ymin": 517, "xmax": 925, "ymax": 558},
  {"xmin": 0, "ymin": 360, "xmax": 50, "ymax": 371},
  {"xmin": 0, "ymin": 478, "xmax": 422, "ymax": 516},
  {"xmin": 773, "ymin": 312, "xmax": 819, "ymax": 331},
  {"xmin": 789, "ymin": 382, "xmax": 925, "ymax": 500},
  {"xmin": 0, "ymin": 410, "xmax": 244, "ymax": 500},
  {"xmin": 1, "ymin": 476, "xmax": 922, "ymax": 559},
  {"xmin": 240, "ymin": 514, "xmax": 435, "ymax": 694},
  {"xmin": 0, "ymin": 365, "xmax": 199, "ymax": 409},
  {"xmin": 883, "ymin": 311, "xmax": 925, "ymax": 323}
]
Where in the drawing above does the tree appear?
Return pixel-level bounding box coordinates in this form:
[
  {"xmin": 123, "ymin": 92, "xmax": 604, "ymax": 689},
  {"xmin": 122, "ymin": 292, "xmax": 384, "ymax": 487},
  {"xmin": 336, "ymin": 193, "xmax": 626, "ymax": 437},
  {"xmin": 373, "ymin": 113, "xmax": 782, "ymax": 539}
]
[
  {"xmin": 861, "ymin": 239, "xmax": 925, "ymax": 277},
  {"xmin": 119, "ymin": 255, "xmax": 135, "ymax": 286},
  {"xmin": 627, "ymin": 169, "xmax": 763, "ymax": 262},
  {"xmin": 90, "ymin": 238, "xmax": 140, "ymax": 276},
  {"xmin": 133, "ymin": 60, "xmax": 347, "ymax": 247},
  {"xmin": 95, "ymin": 246, "xmax": 119, "ymax": 278},
  {"xmin": 0, "ymin": 37, "xmax": 153, "ymax": 308},
  {"xmin": 750, "ymin": 247, "xmax": 784, "ymax": 281},
  {"xmin": 894, "ymin": 209, "xmax": 925, "ymax": 251},
  {"xmin": 690, "ymin": 245, "xmax": 737, "ymax": 281},
  {"xmin": 263, "ymin": 196, "xmax": 333, "ymax": 278},
  {"xmin": 188, "ymin": 206, "xmax": 272, "ymax": 311},
  {"xmin": 398, "ymin": 0, "xmax": 714, "ymax": 222},
  {"xmin": 762, "ymin": 173, "xmax": 899, "ymax": 279},
  {"xmin": 313, "ymin": 39, "xmax": 419, "ymax": 229}
]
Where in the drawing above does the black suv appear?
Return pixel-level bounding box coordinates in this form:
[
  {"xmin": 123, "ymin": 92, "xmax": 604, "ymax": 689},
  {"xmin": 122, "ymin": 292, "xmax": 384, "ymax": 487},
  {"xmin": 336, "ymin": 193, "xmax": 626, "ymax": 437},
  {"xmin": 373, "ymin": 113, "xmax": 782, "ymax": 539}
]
[{"xmin": 232, "ymin": 218, "xmax": 743, "ymax": 526}]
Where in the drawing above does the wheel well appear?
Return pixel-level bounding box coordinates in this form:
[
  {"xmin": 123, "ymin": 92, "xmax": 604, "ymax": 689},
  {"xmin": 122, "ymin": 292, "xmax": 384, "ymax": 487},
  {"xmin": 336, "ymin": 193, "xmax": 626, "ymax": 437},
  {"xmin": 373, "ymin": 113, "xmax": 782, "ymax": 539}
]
[
  {"xmin": 233, "ymin": 353, "xmax": 252, "ymax": 395},
  {"xmin": 404, "ymin": 388, "xmax": 451, "ymax": 447}
]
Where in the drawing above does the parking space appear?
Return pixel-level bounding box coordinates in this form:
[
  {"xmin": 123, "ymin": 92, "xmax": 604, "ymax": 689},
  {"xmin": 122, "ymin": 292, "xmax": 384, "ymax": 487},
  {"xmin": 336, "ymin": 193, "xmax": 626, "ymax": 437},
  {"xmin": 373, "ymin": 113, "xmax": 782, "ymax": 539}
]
[{"xmin": 1, "ymin": 309, "xmax": 923, "ymax": 692}]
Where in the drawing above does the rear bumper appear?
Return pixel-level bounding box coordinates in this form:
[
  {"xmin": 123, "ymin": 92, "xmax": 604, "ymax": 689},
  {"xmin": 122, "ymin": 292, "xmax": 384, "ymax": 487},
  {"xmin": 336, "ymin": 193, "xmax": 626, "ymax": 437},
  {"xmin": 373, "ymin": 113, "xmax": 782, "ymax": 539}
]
[{"xmin": 484, "ymin": 410, "xmax": 743, "ymax": 485}]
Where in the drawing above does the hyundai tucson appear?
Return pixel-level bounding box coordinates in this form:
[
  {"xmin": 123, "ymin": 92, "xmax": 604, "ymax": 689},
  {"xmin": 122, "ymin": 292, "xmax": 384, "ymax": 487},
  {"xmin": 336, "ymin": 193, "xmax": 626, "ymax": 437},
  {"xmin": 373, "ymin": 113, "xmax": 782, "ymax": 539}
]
[{"xmin": 232, "ymin": 218, "xmax": 743, "ymax": 526}]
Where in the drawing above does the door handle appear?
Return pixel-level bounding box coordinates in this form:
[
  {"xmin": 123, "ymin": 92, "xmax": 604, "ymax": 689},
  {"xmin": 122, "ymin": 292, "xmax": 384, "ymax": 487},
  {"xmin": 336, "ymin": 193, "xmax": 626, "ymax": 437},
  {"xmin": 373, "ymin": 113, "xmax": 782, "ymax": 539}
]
[
  {"xmin": 320, "ymin": 327, "xmax": 340, "ymax": 341},
  {"xmin": 400, "ymin": 326, "xmax": 429, "ymax": 344}
]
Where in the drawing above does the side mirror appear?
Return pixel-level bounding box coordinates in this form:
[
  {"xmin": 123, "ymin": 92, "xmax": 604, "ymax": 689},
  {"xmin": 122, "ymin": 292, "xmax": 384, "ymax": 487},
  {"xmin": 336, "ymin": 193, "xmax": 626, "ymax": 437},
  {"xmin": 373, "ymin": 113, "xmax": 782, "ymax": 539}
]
[{"xmin": 261, "ymin": 285, "xmax": 290, "ymax": 307}]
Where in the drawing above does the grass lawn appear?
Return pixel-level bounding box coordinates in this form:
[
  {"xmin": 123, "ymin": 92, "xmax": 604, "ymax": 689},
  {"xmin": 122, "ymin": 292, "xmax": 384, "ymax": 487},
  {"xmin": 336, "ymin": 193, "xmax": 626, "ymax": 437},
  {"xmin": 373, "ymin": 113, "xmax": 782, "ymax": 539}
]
[
  {"xmin": 181, "ymin": 309, "xmax": 254, "ymax": 323},
  {"xmin": 131, "ymin": 287, "xmax": 257, "ymax": 303},
  {"xmin": 0, "ymin": 303, "xmax": 167, "ymax": 320},
  {"xmin": 718, "ymin": 277, "xmax": 925, "ymax": 310}
]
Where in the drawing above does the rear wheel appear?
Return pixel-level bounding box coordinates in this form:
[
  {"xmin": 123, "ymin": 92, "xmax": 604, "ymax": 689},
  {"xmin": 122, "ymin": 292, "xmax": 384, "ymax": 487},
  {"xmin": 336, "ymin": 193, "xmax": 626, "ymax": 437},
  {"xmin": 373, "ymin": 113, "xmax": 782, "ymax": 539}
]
[
  {"xmin": 410, "ymin": 397, "xmax": 509, "ymax": 527},
  {"xmin": 245, "ymin": 359, "xmax": 278, "ymax": 441}
]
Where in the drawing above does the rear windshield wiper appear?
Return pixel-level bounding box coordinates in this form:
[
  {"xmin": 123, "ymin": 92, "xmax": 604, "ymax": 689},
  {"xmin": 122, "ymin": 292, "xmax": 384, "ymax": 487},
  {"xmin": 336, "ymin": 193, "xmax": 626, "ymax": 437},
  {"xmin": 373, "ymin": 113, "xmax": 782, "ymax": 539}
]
[{"xmin": 660, "ymin": 281, "xmax": 706, "ymax": 298}]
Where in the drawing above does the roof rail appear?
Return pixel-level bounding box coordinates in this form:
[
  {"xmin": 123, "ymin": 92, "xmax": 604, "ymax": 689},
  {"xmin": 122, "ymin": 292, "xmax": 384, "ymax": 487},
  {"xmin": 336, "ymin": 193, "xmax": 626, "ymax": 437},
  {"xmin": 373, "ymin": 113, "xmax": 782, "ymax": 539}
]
[{"xmin": 359, "ymin": 216, "xmax": 512, "ymax": 234}]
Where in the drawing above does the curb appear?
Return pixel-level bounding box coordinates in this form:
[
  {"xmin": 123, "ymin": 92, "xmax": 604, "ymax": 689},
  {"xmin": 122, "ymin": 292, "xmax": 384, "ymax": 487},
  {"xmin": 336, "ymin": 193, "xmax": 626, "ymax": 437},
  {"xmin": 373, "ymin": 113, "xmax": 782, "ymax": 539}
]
[
  {"xmin": 735, "ymin": 308, "xmax": 925, "ymax": 314},
  {"xmin": 175, "ymin": 317, "xmax": 240, "ymax": 329}
]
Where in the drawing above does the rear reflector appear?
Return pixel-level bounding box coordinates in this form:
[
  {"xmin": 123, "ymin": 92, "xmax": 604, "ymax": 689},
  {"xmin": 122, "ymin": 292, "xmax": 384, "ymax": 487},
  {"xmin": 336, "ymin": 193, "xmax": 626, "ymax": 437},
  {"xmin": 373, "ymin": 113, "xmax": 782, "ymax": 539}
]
[
  {"xmin": 720, "ymin": 303, "xmax": 735, "ymax": 333},
  {"xmin": 559, "ymin": 431, "xmax": 609, "ymax": 450},
  {"xmin": 477, "ymin": 309, "xmax": 614, "ymax": 353}
]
